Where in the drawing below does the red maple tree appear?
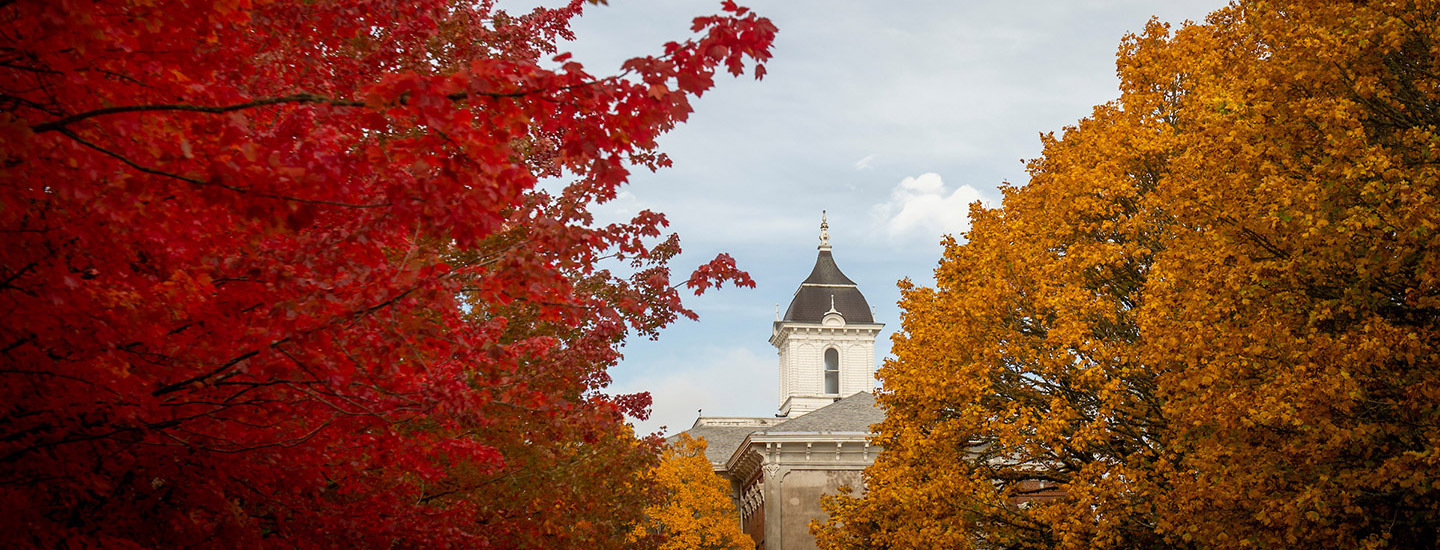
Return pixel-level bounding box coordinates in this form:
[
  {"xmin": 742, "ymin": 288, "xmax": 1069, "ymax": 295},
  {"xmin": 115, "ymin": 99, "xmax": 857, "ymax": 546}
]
[{"xmin": 0, "ymin": 0, "xmax": 772, "ymax": 547}]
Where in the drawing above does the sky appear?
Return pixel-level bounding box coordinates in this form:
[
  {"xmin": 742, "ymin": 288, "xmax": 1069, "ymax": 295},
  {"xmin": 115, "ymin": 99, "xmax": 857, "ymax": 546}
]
[{"xmin": 501, "ymin": 0, "xmax": 1233, "ymax": 436}]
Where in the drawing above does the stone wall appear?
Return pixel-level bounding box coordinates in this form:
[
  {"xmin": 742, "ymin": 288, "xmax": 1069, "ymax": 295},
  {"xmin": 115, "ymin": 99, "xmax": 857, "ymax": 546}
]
[{"xmin": 777, "ymin": 469, "xmax": 864, "ymax": 550}]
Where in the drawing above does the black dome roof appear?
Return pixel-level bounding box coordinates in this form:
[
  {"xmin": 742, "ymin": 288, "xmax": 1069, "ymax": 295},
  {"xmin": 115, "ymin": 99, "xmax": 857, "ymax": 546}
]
[{"xmin": 782, "ymin": 249, "xmax": 874, "ymax": 324}]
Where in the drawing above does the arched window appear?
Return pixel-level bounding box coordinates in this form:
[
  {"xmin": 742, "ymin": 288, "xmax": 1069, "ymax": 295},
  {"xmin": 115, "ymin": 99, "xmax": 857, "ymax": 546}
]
[{"xmin": 824, "ymin": 348, "xmax": 840, "ymax": 394}]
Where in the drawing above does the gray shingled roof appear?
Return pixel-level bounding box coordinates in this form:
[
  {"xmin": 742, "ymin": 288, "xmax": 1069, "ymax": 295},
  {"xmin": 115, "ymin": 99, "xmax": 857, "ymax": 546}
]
[
  {"xmin": 801, "ymin": 249, "xmax": 857, "ymax": 286},
  {"xmin": 671, "ymin": 423, "xmax": 770, "ymax": 465},
  {"xmin": 762, "ymin": 392, "xmax": 883, "ymax": 434},
  {"xmin": 782, "ymin": 250, "xmax": 875, "ymax": 324},
  {"xmin": 673, "ymin": 394, "xmax": 885, "ymax": 467}
]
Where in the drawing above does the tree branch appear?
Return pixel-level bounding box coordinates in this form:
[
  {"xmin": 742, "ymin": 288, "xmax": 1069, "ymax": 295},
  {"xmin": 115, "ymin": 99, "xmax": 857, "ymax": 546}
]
[
  {"xmin": 30, "ymin": 81, "xmax": 606, "ymax": 134},
  {"xmin": 152, "ymin": 350, "xmax": 261, "ymax": 397},
  {"xmin": 54, "ymin": 127, "xmax": 391, "ymax": 209},
  {"xmin": 31, "ymin": 93, "xmax": 361, "ymax": 134}
]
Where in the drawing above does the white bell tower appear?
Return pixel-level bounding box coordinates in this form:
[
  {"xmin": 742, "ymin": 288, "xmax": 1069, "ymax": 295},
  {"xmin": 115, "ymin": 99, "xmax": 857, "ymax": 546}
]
[{"xmin": 770, "ymin": 212, "xmax": 883, "ymax": 417}]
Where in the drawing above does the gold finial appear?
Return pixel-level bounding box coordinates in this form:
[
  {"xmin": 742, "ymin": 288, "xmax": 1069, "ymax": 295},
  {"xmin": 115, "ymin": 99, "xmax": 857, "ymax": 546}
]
[{"xmin": 819, "ymin": 210, "xmax": 831, "ymax": 250}]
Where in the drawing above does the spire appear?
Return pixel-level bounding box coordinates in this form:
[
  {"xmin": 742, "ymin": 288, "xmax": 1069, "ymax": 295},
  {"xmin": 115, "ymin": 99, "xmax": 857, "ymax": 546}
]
[
  {"xmin": 781, "ymin": 210, "xmax": 874, "ymax": 324},
  {"xmin": 818, "ymin": 210, "xmax": 831, "ymax": 251}
]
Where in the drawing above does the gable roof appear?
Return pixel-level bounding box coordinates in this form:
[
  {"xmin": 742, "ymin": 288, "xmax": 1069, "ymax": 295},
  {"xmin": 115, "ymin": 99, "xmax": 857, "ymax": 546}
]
[
  {"xmin": 676, "ymin": 394, "xmax": 885, "ymax": 469},
  {"xmin": 671, "ymin": 417, "xmax": 786, "ymax": 466}
]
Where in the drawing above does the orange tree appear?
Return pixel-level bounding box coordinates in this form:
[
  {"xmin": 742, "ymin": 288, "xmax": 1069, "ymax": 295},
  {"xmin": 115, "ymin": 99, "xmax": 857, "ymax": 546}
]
[
  {"xmin": 0, "ymin": 0, "xmax": 771, "ymax": 547},
  {"xmin": 630, "ymin": 434, "xmax": 754, "ymax": 550},
  {"xmin": 816, "ymin": 1, "xmax": 1440, "ymax": 548}
]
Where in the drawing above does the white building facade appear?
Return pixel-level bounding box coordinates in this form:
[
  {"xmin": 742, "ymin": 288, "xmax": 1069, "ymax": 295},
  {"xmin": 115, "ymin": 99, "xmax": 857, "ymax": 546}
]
[
  {"xmin": 772, "ymin": 212, "xmax": 882, "ymax": 416},
  {"xmin": 677, "ymin": 213, "xmax": 885, "ymax": 550}
]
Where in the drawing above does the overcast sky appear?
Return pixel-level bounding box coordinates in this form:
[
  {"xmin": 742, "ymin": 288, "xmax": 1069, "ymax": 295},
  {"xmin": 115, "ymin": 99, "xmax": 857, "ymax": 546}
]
[{"xmin": 502, "ymin": 0, "xmax": 1233, "ymax": 436}]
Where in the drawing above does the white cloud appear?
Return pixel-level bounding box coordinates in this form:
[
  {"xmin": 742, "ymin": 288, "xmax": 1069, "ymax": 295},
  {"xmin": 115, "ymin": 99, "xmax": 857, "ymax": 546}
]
[
  {"xmin": 871, "ymin": 173, "xmax": 984, "ymax": 240},
  {"xmin": 610, "ymin": 346, "xmax": 774, "ymax": 438},
  {"xmin": 854, "ymin": 154, "xmax": 877, "ymax": 170},
  {"xmin": 589, "ymin": 189, "xmax": 648, "ymax": 227}
]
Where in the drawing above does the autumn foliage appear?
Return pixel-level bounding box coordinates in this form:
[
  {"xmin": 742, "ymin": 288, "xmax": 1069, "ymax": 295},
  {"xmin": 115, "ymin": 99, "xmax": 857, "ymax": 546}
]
[
  {"xmin": 0, "ymin": 0, "xmax": 772, "ymax": 547},
  {"xmin": 817, "ymin": 0, "xmax": 1440, "ymax": 548},
  {"xmin": 630, "ymin": 434, "xmax": 755, "ymax": 550}
]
